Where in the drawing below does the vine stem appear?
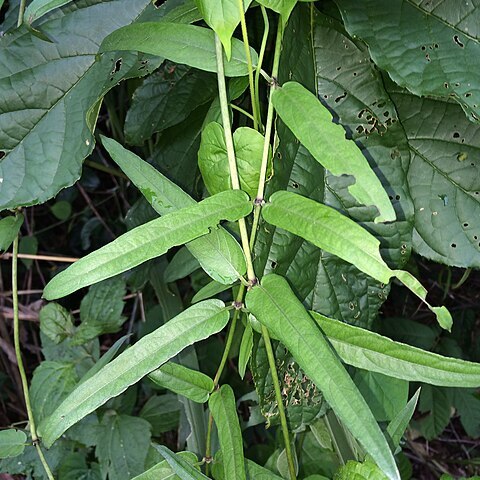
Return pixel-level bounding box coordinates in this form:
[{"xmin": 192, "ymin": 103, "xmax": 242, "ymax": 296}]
[
  {"xmin": 254, "ymin": 6, "xmax": 270, "ymax": 134},
  {"xmin": 12, "ymin": 231, "xmax": 54, "ymax": 480},
  {"xmin": 236, "ymin": 0, "xmax": 260, "ymax": 130},
  {"xmin": 17, "ymin": 0, "xmax": 27, "ymax": 27}
]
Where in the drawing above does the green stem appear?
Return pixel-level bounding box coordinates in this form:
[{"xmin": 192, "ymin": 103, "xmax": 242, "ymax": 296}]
[
  {"xmin": 84, "ymin": 160, "xmax": 128, "ymax": 179},
  {"xmin": 236, "ymin": 0, "xmax": 260, "ymax": 130},
  {"xmin": 254, "ymin": 6, "xmax": 270, "ymax": 133},
  {"xmin": 230, "ymin": 103, "xmax": 256, "ymax": 123},
  {"xmin": 262, "ymin": 325, "xmax": 296, "ymax": 480},
  {"xmin": 17, "ymin": 0, "xmax": 27, "ymax": 27},
  {"xmin": 12, "ymin": 232, "xmax": 54, "ymax": 480},
  {"xmin": 215, "ymin": 33, "xmax": 255, "ymax": 282}
]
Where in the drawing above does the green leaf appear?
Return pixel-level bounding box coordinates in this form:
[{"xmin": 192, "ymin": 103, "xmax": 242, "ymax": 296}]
[
  {"xmin": 38, "ymin": 299, "xmax": 230, "ymax": 447},
  {"xmin": 312, "ymin": 311, "xmax": 480, "ymax": 387},
  {"xmin": 18, "ymin": 235, "xmax": 38, "ymax": 269},
  {"xmin": 39, "ymin": 302, "xmax": 75, "ymax": 344},
  {"xmin": 133, "ymin": 451, "xmax": 199, "ymax": 480},
  {"xmin": 50, "ymin": 200, "xmax": 72, "ymax": 221},
  {"xmin": 416, "ymin": 385, "xmax": 452, "ymax": 440},
  {"xmin": 209, "ymin": 385, "xmax": 246, "ymax": 480},
  {"xmin": 57, "ymin": 452, "xmax": 102, "ymax": 480},
  {"xmin": 238, "ymin": 322, "xmax": 253, "ymax": 379},
  {"xmin": 72, "ymin": 277, "xmax": 127, "ymax": 345},
  {"xmin": 102, "ymin": 136, "xmax": 247, "ymax": 285},
  {"xmin": 191, "ymin": 280, "xmax": 233, "ymax": 303},
  {"xmin": 271, "ymin": 82, "xmax": 395, "ymax": 223},
  {"xmin": 43, "ymin": 189, "xmax": 252, "ymax": 299},
  {"xmin": 30, "ymin": 361, "xmax": 78, "ymax": 423},
  {"xmin": 198, "ymin": 123, "xmax": 270, "ymax": 198},
  {"xmin": 0, "ymin": 215, "xmax": 23, "ymax": 251},
  {"xmin": 24, "ymin": 0, "xmax": 73, "ymax": 24},
  {"xmin": 263, "ymin": 190, "xmax": 451, "ymax": 330},
  {"xmin": 148, "ymin": 362, "xmax": 214, "ymax": 403},
  {"xmin": 453, "ymin": 388, "xmax": 480, "ymax": 438},
  {"xmin": 140, "ymin": 394, "xmax": 181, "ymax": 435},
  {"xmin": 194, "ymin": 0, "xmax": 252, "ymax": 60},
  {"xmin": 246, "ymin": 274, "xmax": 399, "ymax": 480},
  {"xmin": 164, "ymin": 248, "xmax": 201, "ymax": 283},
  {"xmin": 154, "ymin": 445, "xmax": 210, "ymax": 479},
  {"xmin": 213, "ymin": 451, "xmax": 284, "ymax": 480},
  {"xmin": 386, "ymin": 388, "xmax": 420, "ymax": 451},
  {"xmin": 334, "ymin": 460, "xmax": 388, "ymax": 480},
  {"xmin": 100, "ymin": 23, "xmax": 258, "ymax": 77},
  {"xmin": 96, "ymin": 413, "xmax": 151, "ymax": 480},
  {"xmin": 124, "ymin": 62, "xmax": 217, "ymax": 145},
  {"xmin": 256, "ymin": 0, "xmax": 297, "ymax": 22},
  {"xmin": 0, "ymin": 0, "xmax": 161, "ymax": 210},
  {"xmin": 337, "ymin": 0, "xmax": 480, "ymax": 122},
  {"xmin": 0, "ymin": 429, "xmax": 27, "ymax": 459}
]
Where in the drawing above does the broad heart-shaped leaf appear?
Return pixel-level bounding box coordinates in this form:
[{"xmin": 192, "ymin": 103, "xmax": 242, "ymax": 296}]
[
  {"xmin": 102, "ymin": 136, "xmax": 247, "ymax": 285},
  {"xmin": 124, "ymin": 62, "xmax": 217, "ymax": 145},
  {"xmin": 96, "ymin": 413, "xmax": 151, "ymax": 480},
  {"xmin": 100, "ymin": 22, "xmax": 258, "ymax": 77},
  {"xmin": 198, "ymin": 123, "xmax": 269, "ymax": 197},
  {"xmin": 245, "ymin": 274, "xmax": 400, "ymax": 480},
  {"xmin": 0, "ymin": 0, "xmax": 165, "ymax": 211},
  {"xmin": 312, "ymin": 311, "xmax": 480, "ymax": 387},
  {"xmin": 194, "ymin": 0, "xmax": 252, "ymax": 60},
  {"xmin": 154, "ymin": 445, "xmax": 209, "ymax": 479},
  {"xmin": 209, "ymin": 385, "xmax": 246, "ymax": 480},
  {"xmin": 263, "ymin": 190, "xmax": 452, "ymax": 330},
  {"xmin": 254, "ymin": 5, "xmax": 413, "ymax": 329},
  {"xmin": 38, "ymin": 299, "xmax": 229, "ymax": 447},
  {"xmin": 385, "ymin": 85, "xmax": 480, "ymax": 268},
  {"xmin": 24, "ymin": 0, "xmax": 73, "ymax": 24},
  {"xmin": 43, "ymin": 189, "xmax": 252, "ymax": 299},
  {"xmin": 148, "ymin": 362, "xmax": 214, "ymax": 403},
  {"xmin": 271, "ymin": 81, "xmax": 395, "ymax": 223},
  {"xmin": 256, "ymin": 0, "xmax": 297, "ymax": 22},
  {"xmin": 336, "ymin": 0, "xmax": 480, "ymax": 123},
  {"xmin": 0, "ymin": 430, "xmax": 27, "ymax": 459}
]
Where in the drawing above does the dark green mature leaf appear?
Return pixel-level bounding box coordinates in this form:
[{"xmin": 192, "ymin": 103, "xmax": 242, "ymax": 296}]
[
  {"xmin": 39, "ymin": 302, "xmax": 75, "ymax": 344},
  {"xmin": 191, "ymin": 280, "xmax": 233, "ymax": 303},
  {"xmin": 154, "ymin": 445, "xmax": 209, "ymax": 479},
  {"xmin": 96, "ymin": 413, "xmax": 151, "ymax": 480},
  {"xmin": 38, "ymin": 300, "xmax": 230, "ymax": 446},
  {"xmin": 194, "ymin": 0, "xmax": 252, "ymax": 60},
  {"xmin": 271, "ymin": 82, "xmax": 395, "ymax": 223},
  {"xmin": 0, "ymin": 430, "xmax": 27, "ymax": 459},
  {"xmin": 336, "ymin": 0, "xmax": 480, "ymax": 122},
  {"xmin": 453, "ymin": 389, "xmax": 480, "ymax": 438},
  {"xmin": 148, "ymin": 362, "xmax": 214, "ymax": 403},
  {"xmin": 213, "ymin": 451, "xmax": 284, "ymax": 480},
  {"xmin": 103, "ymin": 136, "xmax": 247, "ymax": 285},
  {"xmin": 43, "ymin": 189, "xmax": 252, "ymax": 299},
  {"xmin": 416, "ymin": 385, "xmax": 452, "ymax": 440},
  {"xmin": 263, "ymin": 190, "xmax": 451, "ymax": 330},
  {"xmin": 246, "ymin": 275, "xmax": 399, "ymax": 480},
  {"xmin": 57, "ymin": 453, "xmax": 102, "ymax": 480},
  {"xmin": 209, "ymin": 385, "xmax": 246, "ymax": 480},
  {"xmin": 0, "ymin": 0, "xmax": 162, "ymax": 211},
  {"xmin": 100, "ymin": 23, "xmax": 258, "ymax": 77},
  {"xmin": 124, "ymin": 63, "xmax": 217, "ymax": 145},
  {"xmin": 312, "ymin": 311, "xmax": 480, "ymax": 387},
  {"xmin": 132, "ymin": 451, "xmax": 199, "ymax": 480},
  {"xmin": 24, "ymin": 0, "xmax": 73, "ymax": 24},
  {"xmin": 140, "ymin": 394, "xmax": 181, "ymax": 435},
  {"xmin": 0, "ymin": 214, "xmax": 23, "ymax": 251}
]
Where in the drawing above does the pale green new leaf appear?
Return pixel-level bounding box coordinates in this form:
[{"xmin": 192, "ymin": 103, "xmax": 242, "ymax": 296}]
[
  {"xmin": 0, "ymin": 214, "xmax": 23, "ymax": 251},
  {"xmin": 24, "ymin": 0, "xmax": 73, "ymax": 24},
  {"xmin": 337, "ymin": 0, "xmax": 480, "ymax": 122},
  {"xmin": 38, "ymin": 300, "xmax": 230, "ymax": 447},
  {"xmin": 194, "ymin": 0, "xmax": 252, "ymax": 60},
  {"xmin": 154, "ymin": 445, "xmax": 209, "ymax": 479},
  {"xmin": 387, "ymin": 388, "xmax": 420, "ymax": 451},
  {"xmin": 100, "ymin": 23, "xmax": 258, "ymax": 77},
  {"xmin": 311, "ymin": 311, "xmax": 480, "ymax": 387},
  {"xmin": 43, "ymin": 189, "xmax": 252, "ymax": 299},
  {"xmin": 246, "ymin": 274, "xmax": 399, "ymax": 480},
  {"xmin": 256, "ymin": 0, "xmax": 297, "ymax": 22},
  {"xmin": 133, "ymin": 451, "xmax": 199, "ymax": 480},
  {"xmin": 271, "ymin": 82, "xmax": 395, "ymax": 223},
  {"xmin": 262, "ymin": 191, "xmax": 451, "ymax": 330},
  {"xmin": 0, "ymin": 430, "xmax": 27, "ymax": 459},
  {"xmin": 209, "ymin": 385, "xmax": 246, "ymax": 480},
  {"xmin": 102, "ymin": 136, "xmax": 247, "ymax": 285},
  {"xmin": 334, "ymin": 460, "xmax": 388, "ymax": 480},
  {"xmin": 148, "ymin": 362, "xmax": 214, "ymax": 403},
  {"xmin": 238, "ymin": 322, "xmax": 253, "ymax": 379}
]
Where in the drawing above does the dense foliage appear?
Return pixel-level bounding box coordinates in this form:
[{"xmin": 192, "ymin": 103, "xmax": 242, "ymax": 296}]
[{"xmin": 1, "ymin": 0, "xmax": 480, "ymax": 479}]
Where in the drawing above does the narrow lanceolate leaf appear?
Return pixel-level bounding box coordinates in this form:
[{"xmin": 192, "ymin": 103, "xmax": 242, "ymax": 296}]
[
  {"xmin": 0, "ymin": 429, "xmax": 27, "ymax": 459},
  {"xmin": 246, "ymin": 274, "xmax": 399, "ymax": 480},
  {"xmin": 209, "ymin": 385, "xmax": 246, "ymax": 480},
  {"xmin": 0, "ymin": 0, "xmax": 162, "ymax": 211},
  {"xmin": 43, "ymin": 189, "xmax": 252, "ymax": 299},
  {"xmin": 102, "ymin": 136, "xmax": 247, "ymax": 285},
  {"xmin": 154, "ymin": 445, "xmax": 209, "ymax": 479},
  {"xmin": 132, "ymin": 451, "xmax": 199, "ymax": 480},
  {"xmin": 271, "ymin": 82, "xmax": 395, "ymax": 223},
  {"xmin": 100, "ymin": 23, "xmax": 258, "ymax": 77},
  {"xmin": 38, "ymin": 300, "xmax": 230, "ymax": 446},
  {"xmin": 262, "ymin": 191, "xmax": 452, "ymax": 330},
  {"xmin": 194, "ymin": 0, "xmax": 252, "ymax": 60},
  {"xmin": 24, "ymin": 0, "xmax": 73, "ymax": 24},
  {"xmin": 148, "ymin": 362, "xmax": 214, "ymax": 403},
  {"xmin": 336, "ymin": 0, "xmax": 480, "ymax": 122},
  {"xmin": 311, "ymin": 312, "xmax": 480, "ymax": 387}
]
